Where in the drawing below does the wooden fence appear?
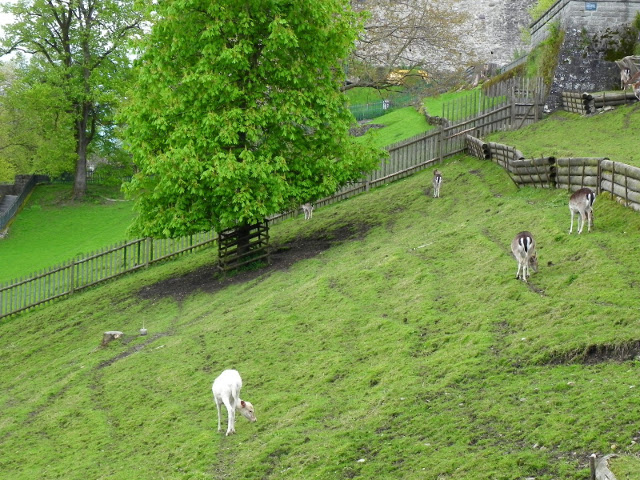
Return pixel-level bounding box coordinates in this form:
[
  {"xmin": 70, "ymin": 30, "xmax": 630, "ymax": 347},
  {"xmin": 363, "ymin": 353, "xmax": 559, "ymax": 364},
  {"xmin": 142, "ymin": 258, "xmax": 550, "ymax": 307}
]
[
  {"xmin": 0, "ymin": 232, "xmax": 216, "ymax": 319},
  {"xmin": 467, "ymin": 134, "xmax": 640, "ymax": 212},
  {"xmin": 562, "ymin": 91, "xmax": 638, "ymax": 114},
  {"xmin": 1, "ymin": 77, "xmax": 546, "ymax": 320}
]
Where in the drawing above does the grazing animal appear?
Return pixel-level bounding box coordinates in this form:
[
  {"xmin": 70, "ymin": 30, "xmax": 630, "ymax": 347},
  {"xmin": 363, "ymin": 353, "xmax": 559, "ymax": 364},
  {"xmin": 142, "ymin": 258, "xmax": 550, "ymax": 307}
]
[
  {"xmin": 302, "ymin": 202, "xmax": 314, "ymax": 220},
  {"xmin": 621, "ymin": 68, "xmax": 631, "ymax": 90},
  {"xmin": 212, "ymin": 369, "xmax": 257, "ymax": 436},
  {"xmin": 511, "ymin": 231, "xmax": 538, "ymax": 282},
  {"xmin": 432, "ymin": 170, "xmax": 442, "ymax": 198},
  {"xmin": 569, "ymin": 187, "xmax": 596, "ymax": 234},
  {"xmin": 634, "ymin": 80, "xmax": 640, "ymax": 102},
  {"xmin": 627, "ymin": 71, "xmax": 640, "ymax": 100}
]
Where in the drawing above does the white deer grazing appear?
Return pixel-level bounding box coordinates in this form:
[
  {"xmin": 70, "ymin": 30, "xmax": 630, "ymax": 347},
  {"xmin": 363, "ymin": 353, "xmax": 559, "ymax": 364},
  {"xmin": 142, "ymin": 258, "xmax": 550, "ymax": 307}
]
[
  {"xmin": 432, "ymin": 169, "xmax": 442, "ymax": 198},
  {"xmin": 302, "ymin": 202, "xmax": 314, "ymax": 220},
  {"xmin": 569, "ymin": 187, "xmax": 596, "ymax": 234},
  {"xmin": 212, "ymin": 369, "xmax": 257, "ymax": 436},
  {"xmin": 511, "ymin": 231, "xmax": 538, "ymax": 282}
]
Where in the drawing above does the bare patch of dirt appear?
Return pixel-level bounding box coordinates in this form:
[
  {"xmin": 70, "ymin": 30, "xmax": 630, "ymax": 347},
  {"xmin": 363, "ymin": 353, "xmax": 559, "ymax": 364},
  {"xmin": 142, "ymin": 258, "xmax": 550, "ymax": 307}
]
[
  {"xmin": 540, "ymin": 341, "xmax": 640, "ymax": 365},
  {"xmin": 137, "ymin": 222, "xmax": 374, "ymax": 302}
]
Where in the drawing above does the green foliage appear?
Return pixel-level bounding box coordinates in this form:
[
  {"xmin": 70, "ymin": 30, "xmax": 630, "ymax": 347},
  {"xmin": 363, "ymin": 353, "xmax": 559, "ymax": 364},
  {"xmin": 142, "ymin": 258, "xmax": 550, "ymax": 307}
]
[
  {"xmin": 486, "ymin": 104, "xmax": 640, "ymax": 166},
  {"xmin": 528, "ymin": 0, "xmax": 557, "ymax": 22},
  {"xmin": 0, "ymin": 61, "xmax": 76, "ymax": 182},
  {"xmin": 0, "ymin": 184, "xmax": 133, "ymax": 283},
  {"xmin": 1, "ymin": 0, "xmax": 144, "ymax": 197},
  {"xmin": 121, "ymin": 0, "xmax": 384, "ymax": 238},
  {"xmin": 525, "ymin": 21, "xmax": 564, "ymax": 86},
  {"xmin": 2, "ymin": 155, "xmax": 640, "ymax": 479}
]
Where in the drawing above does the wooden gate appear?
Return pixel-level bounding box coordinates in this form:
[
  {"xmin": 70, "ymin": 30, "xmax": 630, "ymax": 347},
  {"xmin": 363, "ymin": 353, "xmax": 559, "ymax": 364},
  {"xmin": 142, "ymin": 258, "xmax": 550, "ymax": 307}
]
[{"xmin": 218, "ymin": 221, "xmax": 270, "ymax": 273}]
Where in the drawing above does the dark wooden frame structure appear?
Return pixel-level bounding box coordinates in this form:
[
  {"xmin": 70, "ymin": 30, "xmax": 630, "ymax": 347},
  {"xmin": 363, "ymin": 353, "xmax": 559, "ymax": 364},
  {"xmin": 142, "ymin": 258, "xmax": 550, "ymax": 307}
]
[{"xmin": 217, "ymin": 221, "xmax": 270, "ymax": 273}]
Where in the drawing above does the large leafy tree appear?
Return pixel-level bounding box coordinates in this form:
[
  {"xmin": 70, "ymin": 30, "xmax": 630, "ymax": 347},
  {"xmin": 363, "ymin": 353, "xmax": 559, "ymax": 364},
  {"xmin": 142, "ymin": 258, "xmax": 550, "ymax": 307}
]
[
  {"xmin": 121, "ymin": 0, "xmax": 382, "ymax": 238},
  {"xmin": 0, "ymin": 0, "xmax": 144, "ymax": 198},
  {"xmin": 0, "ymin": 59, "xmax": 76, "ymax": 182}
]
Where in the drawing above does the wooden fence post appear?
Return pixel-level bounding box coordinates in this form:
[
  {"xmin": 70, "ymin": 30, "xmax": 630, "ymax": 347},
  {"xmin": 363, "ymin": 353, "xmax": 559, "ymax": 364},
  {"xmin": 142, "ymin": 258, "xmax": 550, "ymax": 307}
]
[
  {"xmin": 69, "ymin": 259, "xmax": 75, "ymax": 295},
  {"xmin": 611, "ymin": 162, "xmax": 615, "ymax": 200},
  {"xmin": 145, "ymin": 237, "xmax": 152, "ymax": 267},
  {"xmin": 438, "ymin": 125, "xmax": 444, "ymax": 163}
]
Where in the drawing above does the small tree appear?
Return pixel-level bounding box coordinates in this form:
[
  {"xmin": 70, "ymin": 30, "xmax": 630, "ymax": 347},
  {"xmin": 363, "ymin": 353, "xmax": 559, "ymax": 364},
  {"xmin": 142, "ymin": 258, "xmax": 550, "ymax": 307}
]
[{"xmin": 121, "ymin": 0, "xmax": 383, "ymax": 238}]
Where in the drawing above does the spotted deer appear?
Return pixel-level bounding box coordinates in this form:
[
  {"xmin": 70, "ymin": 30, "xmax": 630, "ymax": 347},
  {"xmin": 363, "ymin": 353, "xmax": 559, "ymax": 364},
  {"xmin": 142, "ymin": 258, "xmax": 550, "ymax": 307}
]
[
  {"xmin": 432, "ymin": 170, "xmax": 442, "ymax": 198},
  {"xmin": 569, "ymin": 187, "xmax": 596, "ymax": 234},
  {"xmin": 511, "ymin": 231, "xmax": 538, "ymax": 282}
]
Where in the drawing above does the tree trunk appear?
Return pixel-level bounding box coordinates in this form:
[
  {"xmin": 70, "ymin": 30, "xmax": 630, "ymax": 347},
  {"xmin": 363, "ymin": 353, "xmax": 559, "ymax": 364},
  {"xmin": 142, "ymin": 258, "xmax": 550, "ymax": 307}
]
[{"xmin": 73, "ymin": 101, "xmax": 91, "ymax": 200}]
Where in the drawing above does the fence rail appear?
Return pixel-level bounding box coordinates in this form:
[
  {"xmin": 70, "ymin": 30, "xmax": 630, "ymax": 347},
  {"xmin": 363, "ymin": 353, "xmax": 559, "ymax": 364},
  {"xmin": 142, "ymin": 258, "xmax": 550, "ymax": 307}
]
[
  {"xmin": 562, "ymin": 91, "xmax": 638, "ymax": 114},
  {"xmin": 2, "ymin": 77, "xmax": 546, "ymax": 320},
  {"xmin": 0, "ymin": 232, "xmax": 216, "ymax": 319},
  {"xmin": 467, "ymin": 134, "xmax": 640, "ymax": 212},
  {"xmin": 0, "ymin": 176, "xmax": 37, "ymax": 231}
]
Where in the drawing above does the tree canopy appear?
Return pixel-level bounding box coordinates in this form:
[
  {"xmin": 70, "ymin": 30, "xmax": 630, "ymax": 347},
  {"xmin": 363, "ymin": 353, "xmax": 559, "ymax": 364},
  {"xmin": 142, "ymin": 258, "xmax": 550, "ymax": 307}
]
[
  {"xmin": 0, "ymin": 60, "xmax": 76, "ymax": 182},
  {"xmin": 347, "ymin": 0, "xmax": 471, "ymax": 91},
  {"xmin": 121, "ymin": 0, "xmax": 383, "ymax": 238},
  {"xmin": 0, "ymin": 0, "xmax": 144, "ymax": 198}
]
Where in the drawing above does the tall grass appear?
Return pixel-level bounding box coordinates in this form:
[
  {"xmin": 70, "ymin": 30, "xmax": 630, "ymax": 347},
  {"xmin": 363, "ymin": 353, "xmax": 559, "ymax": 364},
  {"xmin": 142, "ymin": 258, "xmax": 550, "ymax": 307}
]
[{"xmin": 1, "ymin": 154, "xmax": 640, "ymax": 479}]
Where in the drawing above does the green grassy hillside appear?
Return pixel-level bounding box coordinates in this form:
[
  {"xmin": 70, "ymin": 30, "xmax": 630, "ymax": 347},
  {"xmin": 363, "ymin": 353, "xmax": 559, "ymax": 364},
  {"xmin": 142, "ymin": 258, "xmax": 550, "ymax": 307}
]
[
  {"xmin": 0, "ymin": 184, "xmax": 134, "ymax": 283},
  {"xmin": 2, "ymin": 154, "xmax": 639, "ymax": 479},
  {"xmin": 487, "ymin": 104, "xmax": 640, "ymax": 166}
]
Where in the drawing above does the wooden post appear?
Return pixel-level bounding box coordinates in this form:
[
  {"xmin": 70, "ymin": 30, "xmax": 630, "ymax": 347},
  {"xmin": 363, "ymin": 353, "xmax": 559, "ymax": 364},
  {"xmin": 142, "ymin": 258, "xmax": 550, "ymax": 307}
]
[
  {"xmin": 611, "ymin": 162, "xmax": 615, "ymax": 200},
  {"xmin": 625, "ymin": 171, "xmax": 629, "ymax": 206},
  {"xmin": 145, "ymin": 237, "xmax": 152, "ymax": 267},
  {"xmin": 589, "ymin": 454, "xmax": 596, "ymax": 480},
  {"xmin": 438, "ymin": 125, "xmax": 444, "ymax": 163},
  {"xmin": 69, "ymin": 258, "xmax": 75, "ymax": 295}
]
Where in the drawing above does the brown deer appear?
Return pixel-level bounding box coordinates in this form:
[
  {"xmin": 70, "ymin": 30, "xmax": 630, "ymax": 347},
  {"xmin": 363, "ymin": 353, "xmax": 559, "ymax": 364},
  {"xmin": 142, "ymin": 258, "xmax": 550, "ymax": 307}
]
[
  {"xmin": 511, "ymin": 231, "xmax": 538, "ymax": 282},
  {"xmin": 569, "ymin": 188, "xmax": 596, "ymax": 234}
]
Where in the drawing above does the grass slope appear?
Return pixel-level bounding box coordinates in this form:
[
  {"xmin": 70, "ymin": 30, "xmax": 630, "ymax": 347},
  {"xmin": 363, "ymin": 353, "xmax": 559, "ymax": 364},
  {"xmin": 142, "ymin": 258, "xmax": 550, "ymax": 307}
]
[
  {"xmin": 487, "ymin": 103, "xmax": 640, "ymax": 166},
  {"xmin": 355, "ymin": 107, "xmax": 433, "ymax": 148},
  {"xmin": 0, "ymin": 184, "xmax": 134, "ymax": 283},
  {"xmin": 1, "ymin": 155, "xmax": 640, "ymax": 479}
]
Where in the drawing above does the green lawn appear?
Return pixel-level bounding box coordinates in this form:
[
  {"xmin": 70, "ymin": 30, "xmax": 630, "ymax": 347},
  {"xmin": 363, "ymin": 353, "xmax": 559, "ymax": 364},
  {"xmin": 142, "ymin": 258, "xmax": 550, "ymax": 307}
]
[
  {"xmin": 0, "ymin": 184, "xmax": 134, "ymax": 283},
  {"xmin": 354, "ymin": 106, "xmax": 433, "ymax": 148},
  {"xmin": 486, "ymin": 104, "xmax": 640, "ymax": 166},
  {"xmin": 1, "ymin": 154, "xmax": 640, "ymax": 479}
]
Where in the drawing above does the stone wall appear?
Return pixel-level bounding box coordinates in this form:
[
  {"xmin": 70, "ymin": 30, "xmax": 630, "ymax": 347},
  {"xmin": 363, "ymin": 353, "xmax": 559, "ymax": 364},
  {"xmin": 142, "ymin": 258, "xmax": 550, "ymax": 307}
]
[
  {"xmin": 459, "ymin": 0, "xmax": 537, "ymax": 66},
  {"xmin": 531, "ymin": 0, "xmax": 640, "ymax": 46},
  {"xmin": 525, "ymin": 0, "xmax": 640, "ymax": 110}
]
